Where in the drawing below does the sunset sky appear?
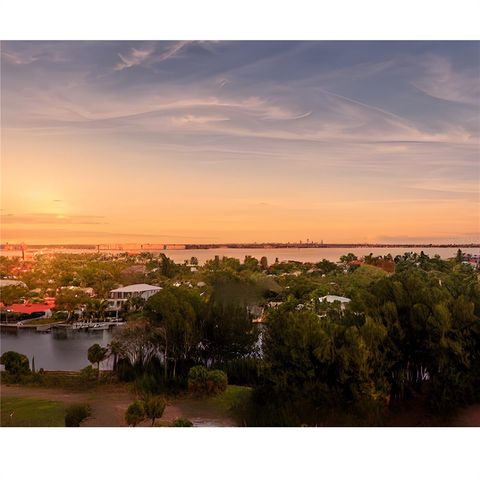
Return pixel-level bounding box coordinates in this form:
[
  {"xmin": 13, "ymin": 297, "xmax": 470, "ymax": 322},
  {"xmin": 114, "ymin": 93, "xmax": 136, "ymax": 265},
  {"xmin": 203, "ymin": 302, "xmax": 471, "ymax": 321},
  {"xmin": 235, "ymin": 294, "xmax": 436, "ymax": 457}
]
[{"xmin": 1, "ymin": 41, "xmax": 479, "ymax": 244}]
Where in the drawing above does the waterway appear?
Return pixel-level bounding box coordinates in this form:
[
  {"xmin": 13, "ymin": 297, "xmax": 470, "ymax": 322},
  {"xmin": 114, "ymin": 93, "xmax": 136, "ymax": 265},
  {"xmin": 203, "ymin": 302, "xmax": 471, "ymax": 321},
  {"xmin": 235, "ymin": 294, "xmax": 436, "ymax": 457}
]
[
  {"xmin": 0, "ymin": 328, "xmax": 114, "ymax": 371},
  {"xmin": 2, "ymin": 246, "xmax": 478, "ymax": 264}
]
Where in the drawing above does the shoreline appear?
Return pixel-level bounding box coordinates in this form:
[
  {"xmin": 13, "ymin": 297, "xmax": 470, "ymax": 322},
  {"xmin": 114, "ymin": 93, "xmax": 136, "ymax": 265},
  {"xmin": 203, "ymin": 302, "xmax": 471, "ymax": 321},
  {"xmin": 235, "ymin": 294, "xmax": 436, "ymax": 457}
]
[{"xmin": 1, "ymin": 242, "xmax": 479, "ymax": 253}]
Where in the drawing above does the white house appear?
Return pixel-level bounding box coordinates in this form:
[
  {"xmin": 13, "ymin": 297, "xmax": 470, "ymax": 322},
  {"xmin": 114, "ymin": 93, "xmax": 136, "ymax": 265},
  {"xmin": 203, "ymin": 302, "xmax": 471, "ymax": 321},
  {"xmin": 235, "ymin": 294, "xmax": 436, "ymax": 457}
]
[
  {"xmin": 318, "ymin": 295, "xmax": 351, "ymax": 311},
  {"xmin": 108, "ymin": 283, "xmax": 162, "ymax": 310},
  {"xmin": 0, "ymin": 279, "xmax": 28, "ymax": 288}
]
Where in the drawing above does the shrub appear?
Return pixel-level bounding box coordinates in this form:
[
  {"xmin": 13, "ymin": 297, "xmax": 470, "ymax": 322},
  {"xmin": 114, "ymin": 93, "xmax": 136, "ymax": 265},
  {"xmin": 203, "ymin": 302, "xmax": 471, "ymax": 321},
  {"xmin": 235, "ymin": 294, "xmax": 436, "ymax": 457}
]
[
  {"xmin": 172, "ymin": 418, "xmax": 193, "ymax": 427},
  {"xmin": 207, "ymin": 369, "xmax": 228, "ymax": 395},
  {"xmin": 79, "ymin": 365, "xmax": 97, "ymax": 382},
  {"xmin": 65, "ymin": 403, "xmax": 92, "ymax": 427},
  {"xmin": 143, "ymin": 396, "xmax": 166, "ymax": 426},
  {"xmin": 188, "ymin": 365, "xmax": 209, "ymax": 395},
  {"xmin": 125, "ymin": 400, "xmax": 145, "ymax": 427},
  {"xmin": 188, "ymin": 366, "xmax": 228, "ymax": 396},
  {"xmin": 135, "ymin": 372, "xmax": 161, "ymax": 395},
  {"xmin": 0, "ymin": 351, "xmax": 30, "ymax": 377}
]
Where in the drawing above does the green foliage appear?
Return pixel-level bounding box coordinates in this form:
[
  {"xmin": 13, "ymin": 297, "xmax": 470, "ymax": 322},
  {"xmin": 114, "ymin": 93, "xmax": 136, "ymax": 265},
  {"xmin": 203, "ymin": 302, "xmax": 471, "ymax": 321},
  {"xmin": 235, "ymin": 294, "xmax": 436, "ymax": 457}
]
[
  {"xmin": 172, "ymin": 418, "xmax": 193, "ymax": 427},
  {"xmin": 79, "ymin": 365, "xmax": 98, "ymax": 382},
  {"xmin": 54, "ymin": 289, "xmax": 91, "ymax": 320},
  {"xmin": 188, "ymin": 365, "xmax": 209, "ymax": 395},
  {"xmin": 143, "ymin": 396, "xmax": 166, "ymax": 426},
  {"xmin": 0, "ymin": 285, "xmax": 28, "ymax": 305},
  {"xmin": 135, "ymin": 372, "xmax": 162, "ymax": 395},
  {"xmin": 65, "ymin": 403, "xmax": 92, "ymax": 427},
  {"xmin": 253, "ymin": 259, "xmax": 480, "ymax": 425},
  {"xmin": 207, "ymin": 369, "xmax": 228, "ymax": 395},
  {"xmin": 0, "ymin": 351, "xmax": 31, "ymax": 376},
  {"xmin": 188, "ymin": 366, "xmax": 228, "ymax": 396},
  {"xmin": 87, "ymin": 343, "xmax": 109, "ymax": 377},
  {"xmin": 340, "ymin": 253, "xmax": 358, "ymax": 263},
  {"xmin": 217, "ymin": 358, "xmax": 263, "ymax": 386},
  {"xmin": 145, "ymin": 286, "xmax": 203, "ymax": 381},
  {"xmin": 125, "ymin": 400, "xmax": 146, "ymax": 426}
]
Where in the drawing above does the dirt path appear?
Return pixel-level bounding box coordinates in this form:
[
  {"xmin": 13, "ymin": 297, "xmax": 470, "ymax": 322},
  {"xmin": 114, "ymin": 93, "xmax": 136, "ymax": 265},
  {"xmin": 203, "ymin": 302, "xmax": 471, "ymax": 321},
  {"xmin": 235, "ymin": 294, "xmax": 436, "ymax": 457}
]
[
  {"xmin": 0, "ymin": 384, "xmax": 236, "ymax": 427},
  {"xmin": 450, "ymin": 405, "xmax": 480, "ymax": 427}
]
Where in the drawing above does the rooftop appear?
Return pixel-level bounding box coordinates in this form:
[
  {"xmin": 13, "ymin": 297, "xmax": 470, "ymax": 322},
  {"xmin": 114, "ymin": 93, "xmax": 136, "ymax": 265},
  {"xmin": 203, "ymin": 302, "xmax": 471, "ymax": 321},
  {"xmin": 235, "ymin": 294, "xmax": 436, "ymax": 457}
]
[
  {"xmin": 319, "ymin": 295, "xmax": 351, "ymax": 304},
  {"xmin": 2, "ymin": 303, "xmax": 54, "ymax": 314},
  {"xmin": 110, "ymin": 283, "xmax": 161, "ymax": 293}
]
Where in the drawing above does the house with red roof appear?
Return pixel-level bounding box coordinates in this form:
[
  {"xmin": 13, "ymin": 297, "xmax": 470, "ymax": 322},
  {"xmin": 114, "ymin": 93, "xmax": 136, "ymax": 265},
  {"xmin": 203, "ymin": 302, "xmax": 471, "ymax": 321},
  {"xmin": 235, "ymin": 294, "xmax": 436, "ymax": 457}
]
[{"xmin": 1, "ymin": 301, "xmax": 55, "ymax": 318}]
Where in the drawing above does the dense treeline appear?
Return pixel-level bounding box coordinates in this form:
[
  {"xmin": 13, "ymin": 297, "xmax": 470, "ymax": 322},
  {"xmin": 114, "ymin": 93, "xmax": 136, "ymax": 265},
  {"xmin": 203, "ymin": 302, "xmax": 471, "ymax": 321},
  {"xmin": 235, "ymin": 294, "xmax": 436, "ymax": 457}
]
[{"xmin": 251, "ymin": 259, "xmax": 480, "ymax": 425}]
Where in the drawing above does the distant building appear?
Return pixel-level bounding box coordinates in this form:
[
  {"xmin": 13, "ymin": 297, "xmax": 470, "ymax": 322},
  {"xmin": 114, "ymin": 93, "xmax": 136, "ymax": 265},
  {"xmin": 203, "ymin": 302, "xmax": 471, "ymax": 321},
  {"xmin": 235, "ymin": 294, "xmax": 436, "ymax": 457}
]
[
  {"xmin": 318, "ymin": 295, "xmax": 351, "ymax": 311},
  {"xmin": 59, "ymin": 286, "xmax": 95, "ymax": 296},
  {"xmin": 0, "ymin": 279, "xmax": 28, "ymax": 289},
  {"xmin": 108, "ymin": 283, "xmax": 161, "ymax": 310}
]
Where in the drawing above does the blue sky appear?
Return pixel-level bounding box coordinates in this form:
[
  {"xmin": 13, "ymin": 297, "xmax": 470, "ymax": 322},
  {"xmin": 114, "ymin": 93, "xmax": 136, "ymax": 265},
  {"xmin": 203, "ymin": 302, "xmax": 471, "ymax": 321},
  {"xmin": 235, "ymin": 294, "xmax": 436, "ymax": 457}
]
[{"xmin": 1, "ymin": 41, "xmax": 479, "ymax": 243}]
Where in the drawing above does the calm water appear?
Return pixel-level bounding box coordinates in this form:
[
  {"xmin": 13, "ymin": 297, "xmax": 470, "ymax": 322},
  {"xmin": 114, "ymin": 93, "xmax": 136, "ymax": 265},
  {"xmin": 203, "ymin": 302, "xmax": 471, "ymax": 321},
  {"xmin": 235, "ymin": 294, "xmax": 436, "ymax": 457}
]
[
  {"xmin": 160, "ymin": 247, "xmax": 479, "ymax": 264},
  {"xmin": 2, "ymin": 247, "xmax": 478, "ymax": 264},
  {"xmin": 0, "ymin": 328, "xmax": 114, "ymax": 371}
]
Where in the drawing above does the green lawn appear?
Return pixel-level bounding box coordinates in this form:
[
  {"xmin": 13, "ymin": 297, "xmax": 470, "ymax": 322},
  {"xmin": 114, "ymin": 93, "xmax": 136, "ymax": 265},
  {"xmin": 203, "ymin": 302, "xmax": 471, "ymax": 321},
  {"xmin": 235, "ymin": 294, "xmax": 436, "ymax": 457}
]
[
  {"xmin": 205, "ymin": 385, "xmax": 252, "ymax": 413},
  {"xmin": 1, "ymin": 396, "xmax": 66, "ymax": 427},
  {"xmin": 171, "ymin": 385, "xmax": 252, "ymax": 426}
]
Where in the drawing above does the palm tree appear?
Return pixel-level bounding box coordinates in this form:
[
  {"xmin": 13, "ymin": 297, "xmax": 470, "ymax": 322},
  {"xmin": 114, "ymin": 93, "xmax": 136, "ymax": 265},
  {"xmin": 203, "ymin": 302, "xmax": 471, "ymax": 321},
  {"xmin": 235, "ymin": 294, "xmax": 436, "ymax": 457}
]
[
  {"xmin": 108, "ymin": 339, "xmax": 122, "ymax": 372},
  {"xmin": 87, "ymin": 343, "xmax": 109, "ymax": 378},
  {"xmin": 86, "ymin": 298, "xmax": 109, "ymax": 322}
]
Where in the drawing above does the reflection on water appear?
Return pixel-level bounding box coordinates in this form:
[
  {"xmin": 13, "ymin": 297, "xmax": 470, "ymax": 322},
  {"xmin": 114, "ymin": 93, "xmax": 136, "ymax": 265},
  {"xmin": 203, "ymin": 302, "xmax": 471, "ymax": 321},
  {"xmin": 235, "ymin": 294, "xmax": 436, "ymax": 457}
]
[{"xmin": 0, "ymin": 328, "xmax": 114, "ymax": 371}]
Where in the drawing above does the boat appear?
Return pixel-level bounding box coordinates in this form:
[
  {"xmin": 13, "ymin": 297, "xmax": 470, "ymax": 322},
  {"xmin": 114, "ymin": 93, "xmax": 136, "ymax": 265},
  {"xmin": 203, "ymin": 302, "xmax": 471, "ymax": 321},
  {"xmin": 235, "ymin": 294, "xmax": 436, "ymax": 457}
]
[{"xmin": 89, "ymin": 323, "xmax": 110, "ymax": 331}]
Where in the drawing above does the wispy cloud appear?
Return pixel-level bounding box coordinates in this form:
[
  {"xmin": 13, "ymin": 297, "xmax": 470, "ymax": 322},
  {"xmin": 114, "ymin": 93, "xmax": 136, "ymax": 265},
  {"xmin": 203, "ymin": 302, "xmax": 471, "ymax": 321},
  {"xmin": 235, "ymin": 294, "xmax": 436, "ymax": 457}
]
[
  {"xmin": 1, "ymin": 213, "xmax": 107, "ymax": 225},
  {"xmin": 114, "ymin": 41, "xmax": 190, "ymax": 71},
  {"xmin": 412, "ymin": 55, "xmax": 480, "ymax": 105}
]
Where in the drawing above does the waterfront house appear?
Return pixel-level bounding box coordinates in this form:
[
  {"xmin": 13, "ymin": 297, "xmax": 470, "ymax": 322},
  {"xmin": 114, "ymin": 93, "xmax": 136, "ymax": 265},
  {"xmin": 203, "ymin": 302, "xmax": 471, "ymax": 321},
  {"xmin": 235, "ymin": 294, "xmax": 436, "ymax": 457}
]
[
  {"xmin": 108, "ymin": 283, "xmax": 161, "ymax": 311},
  {"xmin": 1, "ymin": 301, "xmax": 54, "ymax": 320}
]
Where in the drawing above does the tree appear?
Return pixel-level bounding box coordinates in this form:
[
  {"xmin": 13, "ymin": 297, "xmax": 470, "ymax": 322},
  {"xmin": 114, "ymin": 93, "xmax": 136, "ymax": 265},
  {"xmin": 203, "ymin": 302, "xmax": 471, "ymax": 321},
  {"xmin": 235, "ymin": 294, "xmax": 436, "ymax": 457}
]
[
  {"xmin": 145, "ymin": 286, "xmax": 203, "ymax": 381},
  {"xmin": 0, "ymin": 285, "xmax": 28, "ymax": 305},
  {"xmin": 108, "ymin": 340, "xmax": 122, "ymax": 371},
  {"xmin": 260, "ymin": 256, "xmax": 269, "ymax": 270},
  {"xmin": 85, "ymin": 298, "xmax": 109, "ymax": 322},
  {"xmin": 125, "ymin": 400, "xmax": 145, "ymax": 426},
  {"xmin": 315, "ymin": 259, "xmax": 339, "ymax": 274},
  {"xmin": 143, "ymin": 396, "xmax": 166, "ymax": 426},
  {"xmin": 122, "ymin": 296, "xmax": 146, "ymax": 314},
  {"xmin": 456, "ymin": 249, "xmax": 463, "ymax": 263},
  {"xmin": 190, "ymin": 257, "xmax": 199, "ymax": 266},
  {"xmin": 244, "ymin": 255, "xmax": 260, "ymax": 271},
  {"xmin": 201, "ymin": 271, "xmax": 259, "ymax": 363},
  {"xmin": 110, "ymin": 318, "xmax": 163, "ymax": 370},
  {"xmin": 54, "ymin": 289, "xmax": 90, "ymax": 322},
  {"xmin": 0, "ymin": 351, "xmax": 30, "ymax": 376},
  {"xmin": 340, "ymin": 253, "xmax": 358, "ymax": 263},
  {"xmin": 87, "ymin": 343, "xmax": 109, "ymax": 378},
  {"xmin": 158, "ymin": 254, "xmax": 178, "ymax": 278}
]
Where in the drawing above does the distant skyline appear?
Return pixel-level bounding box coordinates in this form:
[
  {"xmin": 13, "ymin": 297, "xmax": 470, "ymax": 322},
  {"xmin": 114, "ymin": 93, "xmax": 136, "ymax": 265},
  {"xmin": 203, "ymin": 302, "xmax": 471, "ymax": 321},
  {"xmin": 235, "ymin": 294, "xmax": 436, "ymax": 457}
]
[{"xmin": 1, "ymin": 41, "xmax": 479, "ymax": 244}]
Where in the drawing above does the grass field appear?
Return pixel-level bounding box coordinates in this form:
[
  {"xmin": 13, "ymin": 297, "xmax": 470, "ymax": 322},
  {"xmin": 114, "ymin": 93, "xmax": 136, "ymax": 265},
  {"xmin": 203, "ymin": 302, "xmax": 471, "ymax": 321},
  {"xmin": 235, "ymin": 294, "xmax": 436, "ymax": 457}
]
[{"xmin": 1, "ymin": 396, "xmax": 66, "ymax": 427}]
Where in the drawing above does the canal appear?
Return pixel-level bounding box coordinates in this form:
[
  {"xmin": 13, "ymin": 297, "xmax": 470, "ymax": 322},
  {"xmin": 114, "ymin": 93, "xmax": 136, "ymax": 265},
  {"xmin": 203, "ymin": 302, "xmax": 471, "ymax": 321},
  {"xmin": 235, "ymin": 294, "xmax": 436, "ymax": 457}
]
[{"xmin": 0, "ymin": 328, "xmax": 114, "ymax": 371}]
